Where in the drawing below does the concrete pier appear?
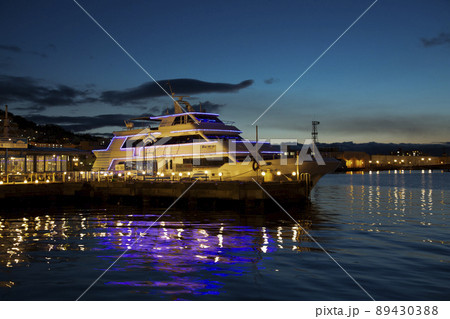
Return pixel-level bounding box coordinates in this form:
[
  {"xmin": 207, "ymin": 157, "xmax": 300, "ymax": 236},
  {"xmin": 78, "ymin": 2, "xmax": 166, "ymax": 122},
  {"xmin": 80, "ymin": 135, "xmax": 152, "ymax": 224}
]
[{"xmin": 0, "ymin": 180, "xmax": 312, "ymax": 209}]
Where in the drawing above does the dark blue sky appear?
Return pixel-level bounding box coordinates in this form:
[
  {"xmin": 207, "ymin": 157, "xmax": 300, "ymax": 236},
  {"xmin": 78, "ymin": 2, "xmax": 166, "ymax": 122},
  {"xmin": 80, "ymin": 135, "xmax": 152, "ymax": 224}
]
[{"xmin": 1, "ymin": 0, "xmax": 449, "ymax": 142}]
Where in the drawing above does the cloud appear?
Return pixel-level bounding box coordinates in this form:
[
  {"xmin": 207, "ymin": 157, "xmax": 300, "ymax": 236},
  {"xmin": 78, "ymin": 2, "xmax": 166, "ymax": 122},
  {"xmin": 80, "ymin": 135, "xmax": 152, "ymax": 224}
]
[
  {"xmin": 26, "ymin": 114, "xmax": 150, "ymax": 132},
  {"xmin": 100, "ymin": 78, "xmax": 253, "ymax": 105},
  {"xmin": 25, "ymin": 102, "xmax": 225, "ymax": 132},
  {"xmin": 421, "ymin": 32, "xmax": 450, "ymax": 47},
  {"xmin": 190, "ymin": 101, "xmax": 225, "ymax": 112},
  {"xmin": 47, "ymin": 43, "xmax": 57, "ymax": 52},
  {"xmin": 264, "ymin": 77, "xmax": 279, "ymax": 84},
  {"xmin": 160, "ymin": 100, "xmax": 225, "ymax": 114},
  {"xmin": 0, "ymin": 44, "xmax": 47, "ymax": 58},
  {"xmin": 1, "ymin": 75, "xmax": 249, "ymax": 112},
  {"xmin": 0, "ymin": 74, "xmax": 90, "ymax": 109},
  {"xmin": 0, "ymin": 45, "xmax": 21, "ymax": 53}
]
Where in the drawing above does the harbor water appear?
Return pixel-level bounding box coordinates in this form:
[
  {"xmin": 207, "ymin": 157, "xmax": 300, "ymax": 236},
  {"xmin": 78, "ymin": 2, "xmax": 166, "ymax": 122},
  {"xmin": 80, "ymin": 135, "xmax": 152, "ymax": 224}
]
[{"xmin": 0, "ymin": 170, "xmax": 449, "ymax": 300}]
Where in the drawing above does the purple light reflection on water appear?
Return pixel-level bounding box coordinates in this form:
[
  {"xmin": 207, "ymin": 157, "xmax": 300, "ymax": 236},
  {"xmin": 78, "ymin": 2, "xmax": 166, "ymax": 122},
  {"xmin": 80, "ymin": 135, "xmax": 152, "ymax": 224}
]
[
  {"xmin": 0, "ymin": 208, "xmax": 314, "ymax": 300},
  {"xmin": 90, "ymin": 220, "xmax": 280, "ymax": 297}
]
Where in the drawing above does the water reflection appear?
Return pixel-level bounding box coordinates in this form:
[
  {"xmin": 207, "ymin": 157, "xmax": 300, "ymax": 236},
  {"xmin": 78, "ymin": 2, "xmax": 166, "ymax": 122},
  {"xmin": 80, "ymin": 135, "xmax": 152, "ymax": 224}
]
[
  {"xmin": 316, "ymin": 170, "xmax": 448, "ymax": 241},
  {"xmin": 0, "ymin": 206, "xmax": 323, "ymax": 298}
]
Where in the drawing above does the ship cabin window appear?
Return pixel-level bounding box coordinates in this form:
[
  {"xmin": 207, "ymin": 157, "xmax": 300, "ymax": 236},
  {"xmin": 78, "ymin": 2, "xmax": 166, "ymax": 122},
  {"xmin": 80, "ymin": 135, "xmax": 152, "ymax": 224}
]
[
  {"xmin": 196, "ymin": 115, "xmax": 223, "ymax": 124},
  {"xmin": 164, "ymin": 135, "xmax": 205, "ymax": 144},
  {"xmin": 234, "ymin": 153, "xmax": 281, "ymax": 163},
  {"xmin": 122, "ymin": 134, "xmax": 205, "ymax": 148},
  {"xmin": 205, "ymin": 135, "xmax": 242, "ymax": 141},
  {"xmin": 161, "ymin": 114, "xmax": 223, "ymax": 126},
  {"xmin": 171, "ymin": 115, "xmax": 208, "ymax": 125},
  {"xmin": 183, "ymin": 157, "xmax": 227, "ymax": 166},
  {"xmin": 122, "ymin": 136, "xmax": 160, "ymax": 149},
  {"xmin": 172, "ymin": 116, "xmax": 183, "ymax": 125}
]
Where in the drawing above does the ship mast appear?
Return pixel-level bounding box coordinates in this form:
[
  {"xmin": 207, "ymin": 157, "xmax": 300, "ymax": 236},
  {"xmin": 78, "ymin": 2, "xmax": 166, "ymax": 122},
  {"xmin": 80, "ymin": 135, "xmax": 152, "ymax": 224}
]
[{"xmin": 167, "ymin": 81, "xmax": 199, "ymax": 124}]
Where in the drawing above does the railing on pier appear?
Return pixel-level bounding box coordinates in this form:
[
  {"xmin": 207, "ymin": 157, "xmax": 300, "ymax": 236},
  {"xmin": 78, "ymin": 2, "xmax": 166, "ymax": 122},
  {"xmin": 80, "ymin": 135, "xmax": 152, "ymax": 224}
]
[{"xmin": 0, "ymin": 171, "xmax": 192, "ymax": 184}]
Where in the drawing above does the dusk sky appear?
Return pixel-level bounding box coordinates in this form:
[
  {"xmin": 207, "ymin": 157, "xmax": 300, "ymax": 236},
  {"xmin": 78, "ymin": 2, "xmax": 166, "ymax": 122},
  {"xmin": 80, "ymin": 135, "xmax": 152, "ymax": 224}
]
[{"xmin": 1, "ymin": 0, "xmax": 449, "ymax": 143}]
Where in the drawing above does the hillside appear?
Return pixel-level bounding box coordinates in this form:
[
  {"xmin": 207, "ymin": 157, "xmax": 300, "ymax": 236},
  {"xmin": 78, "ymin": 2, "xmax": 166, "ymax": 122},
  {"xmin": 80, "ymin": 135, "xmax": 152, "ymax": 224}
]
[{"xmin": 0, "ymin": 110, "xmax": 108, "ymax": 147}]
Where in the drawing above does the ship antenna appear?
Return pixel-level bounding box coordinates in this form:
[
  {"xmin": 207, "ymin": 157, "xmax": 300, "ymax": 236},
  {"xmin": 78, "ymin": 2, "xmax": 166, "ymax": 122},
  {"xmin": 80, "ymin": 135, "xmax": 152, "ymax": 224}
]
[
  {"xmin": 167, "ymin": 81, "xmax": 174, "ymax": 97},
  {"xmin": 166, "ymin": 80, "xmax": 200, "ymax": 125}
]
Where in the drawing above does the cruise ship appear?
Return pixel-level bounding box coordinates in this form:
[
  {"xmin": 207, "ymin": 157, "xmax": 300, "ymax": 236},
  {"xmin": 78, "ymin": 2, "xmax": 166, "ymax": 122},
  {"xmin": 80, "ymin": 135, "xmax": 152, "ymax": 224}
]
[{"xmin": 92, "ymin": 96, "xmax": 339, "ymax": 186}]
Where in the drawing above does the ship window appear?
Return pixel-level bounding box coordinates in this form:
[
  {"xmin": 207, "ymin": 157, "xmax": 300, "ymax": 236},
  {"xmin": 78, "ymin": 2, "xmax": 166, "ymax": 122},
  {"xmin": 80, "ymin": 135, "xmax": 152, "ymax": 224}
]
[
  {"xmin": 171, "ymin": 115, "xmax": 193, "ymax": 125},
  {"xmin": 122, "ymin": 136, "xmax": 160, "ymax": 148},
  {"xmin": 197, "ymin": 116, "xmax": 223, "ymax": 124},
  {"xmin": 172, "ymin": 117, "xmax": 182, "ymax": 125},
  {"xmin": 205, "ymin": 135, "xmax": 242, "ymax": 140},
  {"xmin": 163, "ymin": 135, "xmax": 205, "ymax": 145},
  {"xmin": 122, "ymin": 134, "xmax": 205, "ymax": 148},
  {"xmin": 182, "ymin": 157, "xmax": 227, "ymax": 166}
]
